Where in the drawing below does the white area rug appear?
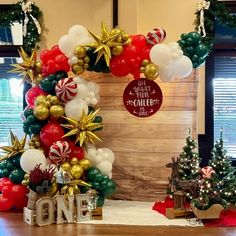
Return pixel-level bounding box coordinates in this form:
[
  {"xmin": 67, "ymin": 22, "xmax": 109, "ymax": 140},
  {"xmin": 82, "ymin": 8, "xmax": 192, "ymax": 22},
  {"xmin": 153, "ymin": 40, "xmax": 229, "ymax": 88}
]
[{"xmin": 80, "ymin": 200, "xmax": 203, "ymax": 226}]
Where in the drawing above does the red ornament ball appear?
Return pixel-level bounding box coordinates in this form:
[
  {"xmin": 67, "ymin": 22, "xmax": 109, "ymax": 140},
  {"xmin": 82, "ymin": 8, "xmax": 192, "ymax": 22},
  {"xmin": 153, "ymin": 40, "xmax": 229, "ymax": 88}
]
[
  {"xmin": 49, "ymin": 141, "xmax": 71, "ymax": 164},
  {"xmin": 146, "ymin": 27, "xmax": 166, "ymax": 45}
]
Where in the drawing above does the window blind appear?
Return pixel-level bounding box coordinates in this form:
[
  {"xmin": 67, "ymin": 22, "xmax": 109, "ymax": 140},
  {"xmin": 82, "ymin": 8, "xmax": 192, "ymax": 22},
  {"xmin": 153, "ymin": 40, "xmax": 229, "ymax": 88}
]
[{"xmin": 214, "ymin": 56, "xmax": 236, "ymax": 158}]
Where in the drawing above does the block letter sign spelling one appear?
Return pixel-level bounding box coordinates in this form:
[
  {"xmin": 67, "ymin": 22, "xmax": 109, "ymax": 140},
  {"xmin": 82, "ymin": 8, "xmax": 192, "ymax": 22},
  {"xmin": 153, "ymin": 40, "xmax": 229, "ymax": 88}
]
[{"xmin": 123, "ymin": 78, "xmax": 163, "ymax": 117}]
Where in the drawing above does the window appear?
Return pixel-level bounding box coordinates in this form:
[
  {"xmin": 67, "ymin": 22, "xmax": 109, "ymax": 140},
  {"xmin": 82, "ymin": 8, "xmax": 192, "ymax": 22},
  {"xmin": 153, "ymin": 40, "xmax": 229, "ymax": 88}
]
[{"xmin": 200, "ymin": 3, "xmax": 236, "ymax": 164}]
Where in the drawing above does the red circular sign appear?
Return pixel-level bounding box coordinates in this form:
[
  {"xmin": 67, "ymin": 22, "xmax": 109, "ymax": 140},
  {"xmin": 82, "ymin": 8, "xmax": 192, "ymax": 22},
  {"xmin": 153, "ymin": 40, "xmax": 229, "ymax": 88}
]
[{"xmin": 123, "ymin": 78, "xmax": 163, "ymax": 117}]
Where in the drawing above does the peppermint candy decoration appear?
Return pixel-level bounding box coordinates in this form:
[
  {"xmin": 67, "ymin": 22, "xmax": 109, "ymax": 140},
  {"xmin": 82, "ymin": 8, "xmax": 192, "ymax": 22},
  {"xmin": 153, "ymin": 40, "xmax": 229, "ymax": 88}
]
[
  {"xmin": 146, "ymin": 27, "xmax": 166, "ymax": 45},
  {"xmin": 201, "ymin": 166, "xmax": 215, "ymax": 179},
  {"xmin": 55, "ymin": 77, "xmax": 77, "ymax": 102},
  {"xmin": 49, "ymin": 141, "xmax": 71, "ymax": 164}
]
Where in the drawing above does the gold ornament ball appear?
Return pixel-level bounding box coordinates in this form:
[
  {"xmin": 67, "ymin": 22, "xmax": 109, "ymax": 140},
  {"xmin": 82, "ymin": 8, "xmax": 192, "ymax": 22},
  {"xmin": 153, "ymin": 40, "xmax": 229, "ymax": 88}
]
[
  {"xmin": 50, "ymin": 105, "xmax": 65, "ymax": 119},
  {"xmin": 112, "ymin": 46, "xmax": 123, "ymax": 56},
  {"xmin": 72, "ymin": 64, "xmax": 84, "ymax": 75},
  {"xmin": 74, "ymin": 46, "xmax": 87, "ymax": 59},
  {"xmin": 50, "ymin": 96, "xmax": 59, "ymax": 105},
  {"xmin": 70, "ymin": 164, "xmax": 84, "ymax": 179},
  {"xmin": 35, "ymin": 61, "xmax": 42, "ymax": 73},
  {"xmin": 35, "ymin": 95, "xmax": 47, "ymax": 106},
  {"xmin": 61, "ymin": 161, "xmax": 71, "ymax": 171},
  {"xmin": 22, "ymin": 179, "xmax": 29, "ymax": 186},
  {"xmin": 77, "ymin": 59, "xmax": 84, "ymax": 66},
  {"xmin": 70, "ymin": 157, "xmax": 79, "ymax": 165},
  {"xmin": 84, "ymin": 56, "xmax": 90, "ymax": 63},
  {"xmin": 116, "ymin": 36, "xmax": 123, "ymax": 43},
  {"xmin": 110, "ymin": 28, "xmax": 122, "ymax": 36},
  {"xmin": 122, "ymin": 33, "xmax": 130, "ymax": 42},
  {"xmin": 34, "ymin": 104, "xmax": 49, "ymax": 120},
  {"xmin": 83, "ymin": 63, "xmax": 89, "ymax": 69},
  {"xmin": 45, "ymin": 100, "xmax": 51, "ymax": 108},
  {"xmin": 36, "ymin": 74, "xmax": 43, "ymax": 84},
  {"xmin": 78, "ymin": 158, "xmax": 92, "ymax": 171},
  {"xmin": 144, "ymin": 63, "xmax": 158, "ymax": 80}
]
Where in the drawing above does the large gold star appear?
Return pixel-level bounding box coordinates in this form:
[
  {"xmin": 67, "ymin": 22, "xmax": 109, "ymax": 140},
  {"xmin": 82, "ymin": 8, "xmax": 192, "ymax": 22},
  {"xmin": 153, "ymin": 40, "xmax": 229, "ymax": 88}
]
[
  {"xmin": 9, "ymin": 47, "xmax": 39, "ymax": 85},
  {"xmin": 87, "ymin": 22, "xmax": 123, "ymax": 66},
  {"xmin": 0, "ymin": 130, "xmax": 27, "ymax": 161},
  {"xmin": 61, "ymin": 109, "xmax": 103, "ymax": 147}
]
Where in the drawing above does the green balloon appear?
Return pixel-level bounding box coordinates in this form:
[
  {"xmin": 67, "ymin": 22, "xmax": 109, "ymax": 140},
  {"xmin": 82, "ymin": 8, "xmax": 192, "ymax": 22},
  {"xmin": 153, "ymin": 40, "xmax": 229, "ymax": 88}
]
[
  {"xmin": 9, "ymin": 168, "xmax": 25, "ymax": 184},
  {"xmin": 55, "ymin": 71, "xmax": 68, "ymax": 81},
  {"xmin": 177, "ymin": 39, "xmax": 186, "ymax": 47},
  {"xmin": 94, "ymin": 116, "xmax": 102, "ymax": 123},
  {"xmin": 191, "ymin": 54, "xmax": 199, "ymax": 62},
  {"xmin": 0, "ymin": 168, "xmax": 10, "ymax": 177},
  {"xmin": 96, "ymin": 195, "xmax": 105, "ymax": 207},
  {"xmin": 47, "ymin": 74, "xmax": 56, "ymax": 81},
  {"xmin": 92, "ymin": 181, "xmax": 100, "ymax": 190},
  {"xmin": 11, "ymin": 154, "xmax": 21, "ymax": 167},
  {"xmin": 181, "ymin": 33, "xmax": 188, "ymax": 40},
  {"xmin": 27, "ymin": 115, "xmax": 36, "ymax": 124},
  {"xmin": 196, "ymin": 44, "xmax": 208, "ymax": 57},
  {"xmin": 29, "ymin": 123, "xmax": 41, "ymax": 134},
  {"xmin": 23, "ymin": 108, "xmax": 34, "ymax": 119},
  {"xmin": 23, "ymin": 125, "xmax": 31, "ymax": 135},
  {"xmin": 100, "ymin": 179, "xmax": 116, "ymax": 196},
  {"xmin": 0, "ymin": 160, "xmax": 8, "ymax": 170},
  {"xmin": 186, "ymin": 37, "xmax": 194, "ymax": 45},
  {"xmin": 95, "ymin": 172, "xmax": 103, "ymax": 182},
  {"xmin": 6, "ymin": 161, "xmax": 14, "ymax": 171},
  {"xmin": 39, "ymin": 77, "xmax": 55, "ymax": 93},
  {"xmin": 86, "ymin": 167, "xmax": 102, "ymax": 181},
  {"xmin": 187, "ymin": 32, "xmax": 201, "ymax": 45},
  {"xmin": 184, "ymin": 46, "xmax": 195, "ymax": 56},
  {"xmin": 88, "ymin": 106, "xmax": 95, "ymax": 114}
]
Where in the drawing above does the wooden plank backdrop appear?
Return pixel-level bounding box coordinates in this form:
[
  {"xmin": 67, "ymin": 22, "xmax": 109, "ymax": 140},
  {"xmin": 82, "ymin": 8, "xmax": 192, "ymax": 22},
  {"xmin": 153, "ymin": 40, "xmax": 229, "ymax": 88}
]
[{"xmin": 81, "ymin": 70, "xmax": 199, "ymax": 202}]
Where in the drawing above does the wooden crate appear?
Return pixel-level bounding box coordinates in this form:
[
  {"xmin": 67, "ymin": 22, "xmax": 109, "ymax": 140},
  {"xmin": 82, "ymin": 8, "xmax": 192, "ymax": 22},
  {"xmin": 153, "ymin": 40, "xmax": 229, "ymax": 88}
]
[
  {"xmin": 91, "ymin": 207, "xmax": 103, "ymax": 220},
  {"xmin": 23, "ymin": 207, "xmax": 36, "ymax": 226}
]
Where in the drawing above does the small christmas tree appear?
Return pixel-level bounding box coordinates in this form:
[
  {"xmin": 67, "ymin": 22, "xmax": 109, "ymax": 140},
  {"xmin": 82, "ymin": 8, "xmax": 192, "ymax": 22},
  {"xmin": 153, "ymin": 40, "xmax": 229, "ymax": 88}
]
[
  {"xmin": 178, "ymin": 129, "xmax": 201, "ymax": 181},
  {"xmin": 209, "ymin": 130, "xmax": 236, "ymax": 204}
]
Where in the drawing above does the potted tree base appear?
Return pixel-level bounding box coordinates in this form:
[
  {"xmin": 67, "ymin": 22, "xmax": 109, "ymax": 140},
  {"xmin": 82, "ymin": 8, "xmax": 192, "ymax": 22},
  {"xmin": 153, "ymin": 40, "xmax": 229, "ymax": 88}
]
[{"xmin": 191, "ymin": 203, "xmax": 224, "ymax": 219}]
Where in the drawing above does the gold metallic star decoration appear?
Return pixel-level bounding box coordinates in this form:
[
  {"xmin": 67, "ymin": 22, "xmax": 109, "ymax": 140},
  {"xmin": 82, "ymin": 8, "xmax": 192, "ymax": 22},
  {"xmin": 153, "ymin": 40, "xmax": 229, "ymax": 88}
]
[
  {"xmin": 61, "ymin": 109, "xmax": 103, "ymax": 147},
  {"xmin": 0, "ymin": 130, "xmax": 27, "ymax": 162},
  {"xmin": 9, "ymin": 47, "xmax": 42, "ymax": 85},
  {"xmin": 86, "ymin": 22, "xmax": 123, "ymax": 66}
]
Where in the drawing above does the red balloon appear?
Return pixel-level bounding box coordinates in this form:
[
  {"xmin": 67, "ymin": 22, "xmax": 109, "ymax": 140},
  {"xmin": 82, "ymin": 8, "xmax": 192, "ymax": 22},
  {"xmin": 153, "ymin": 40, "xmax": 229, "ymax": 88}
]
[
  {"xmin": 131, "ymin": 34, "xmax": 147, "ymax": 48},
  {"xmin": 140, "ymin": 44, "xmax": 152, "ymax": 60},
  {"xmin": 0, "ymin": 178, "xmax": 13, "ymax": 191},
  {"xmin": 25, "ymin": 86, "xmax": 47, "ymax": 105},
  {"xmin": 70, "ymin": 146, "xmax": 85, "ymax": 160},
  {"xmin": 51, "ymin": 45, "xmax": 62, "ymax": 57},
  {"xmin": 123, "ymin": 44, "xmax": 138, "ymax": 58},
  {"xmin": 40, "ymin": 49, "xmax": 53, "ymax": 63},
  {"xmin": 8, "ymin": 185, "xmax": 29, "ymax": 201},
  {"xmin": 14, "ymin": 195, "xmax": 28, "ymax": 209},
  {"xmin": 110, "ymin": 55, "xmax": 130, "ymax": 77},
  {"xmin": 46, "ymin": 60, "xmax": 58, "ymax": 75},
  {"xmin": 40, "ymin": 122, "xmax": 65, "ymax": 148},
  {"xmin": 0, "ymin": 195, "xmax": 14, "ymax": 211}
]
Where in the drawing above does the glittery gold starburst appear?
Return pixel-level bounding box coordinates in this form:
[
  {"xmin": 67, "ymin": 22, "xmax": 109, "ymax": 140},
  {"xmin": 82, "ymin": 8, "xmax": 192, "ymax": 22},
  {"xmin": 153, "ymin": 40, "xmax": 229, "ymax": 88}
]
[
  {"xmin": 61, "ymin": 109, "xmax": 103, "ymax": 147},
  {"xmin": 0, "ymin": 130, "xmax": 27, "ymax": 162},
  {"xmin": 86, "ymin": 22, "xmax": 123, "ymax": 66},
  {"xmin": 9, "ymin": 47, "xmax": 38, "ymax": 85}
]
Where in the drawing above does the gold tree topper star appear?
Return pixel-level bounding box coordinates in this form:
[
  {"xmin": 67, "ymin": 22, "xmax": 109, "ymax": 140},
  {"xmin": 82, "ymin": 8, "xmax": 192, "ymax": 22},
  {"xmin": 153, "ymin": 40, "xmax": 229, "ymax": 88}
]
[
  {"xmin": 0, "ymin": 130, "xmax": 27, "ymax": 162},
  {"xmin": 86, "ymin": 22, "xmax": 123, "ymax": 66},
  {"xmin": 9, "ymin": 47, "xmax": 39, "ymax": 85},
  {"xmin": 61, "ymin": 108, "xmax": 103, "ymax": 147}
]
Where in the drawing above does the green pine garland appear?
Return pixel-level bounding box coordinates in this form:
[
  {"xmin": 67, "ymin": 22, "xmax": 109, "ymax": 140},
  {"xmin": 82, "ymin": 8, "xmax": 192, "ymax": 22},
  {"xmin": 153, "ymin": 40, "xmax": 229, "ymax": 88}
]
[
  {"xmin": 0, "ymin": 1, "xmax": 42, "ymax": 52},
  {"xmin": 195, "ymin": 0, "xmax": 236, "ymax": 50}
]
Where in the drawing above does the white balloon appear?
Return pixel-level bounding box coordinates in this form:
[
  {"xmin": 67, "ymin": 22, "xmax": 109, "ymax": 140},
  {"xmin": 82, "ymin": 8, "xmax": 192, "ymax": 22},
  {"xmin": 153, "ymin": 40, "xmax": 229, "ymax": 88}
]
[
  {"xmin": 69, "ymin": 56, "xmax": 78, "ymax": 65},
  {"xmin": 76, "ymin": 84, "xmax": 90, "ymax": 99},
  {"xmin": 73, "ymin": 76, "xmax": 86, "ymax": 85},
  {"xmin": 68, "ymin": 25, "xmax": 89, "ymax": 38},
  {"xmin": 159, "ymin": 65, "xmax": 174, "ymax": 82},
  {"xmin": 171, "ymin": 55, "xmax": 193, "ymax": 78},
  {"xmin": 102, "ymin": 148, "xmax": 115, "ymax": 164},
  {"xmin": 86, "ymin": 81, "xmax": 100, "ymax": 94},
  {"xmin": 95, "ymin": 155, "xmax": 104, "ymax": 165},
  {"xmin": 90, "ymin": 97, "xmax": 98, "ymax": 105},
  {"xmin": 97, "ymin": 160, "xmax": 113, "ymax": 175},
  {"xmin": 97, "ymin": 148, "xmax": 104, "ymax": 156},
  {"xmin": 150, "ymin": 44, "xmax": 172, "ymax": 66},
  {"xmin": 168, "ymin": 42, "xmax": 181, "ymax": 51},
  {"xmin": 65, "ymin": 98, "xmax": 88, "ymax": 120},
  {"xmin": 58, "ymin": 35, "xmax": 77, "ymax": 55},
  {"xmin": 20, "ymin": 149, "xmax": 46, "ymax": 173}
]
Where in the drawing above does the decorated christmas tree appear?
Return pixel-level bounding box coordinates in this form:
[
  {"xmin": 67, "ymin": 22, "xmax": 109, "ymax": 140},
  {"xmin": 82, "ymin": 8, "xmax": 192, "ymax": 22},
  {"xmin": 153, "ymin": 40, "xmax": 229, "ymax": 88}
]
[
  {"xmin": 178, "ymin": 129, "xmax": 201, "ymax": 181},
  {"xmin": 208, "ymin": 130, "xmax": 236, "ymax": 204}
]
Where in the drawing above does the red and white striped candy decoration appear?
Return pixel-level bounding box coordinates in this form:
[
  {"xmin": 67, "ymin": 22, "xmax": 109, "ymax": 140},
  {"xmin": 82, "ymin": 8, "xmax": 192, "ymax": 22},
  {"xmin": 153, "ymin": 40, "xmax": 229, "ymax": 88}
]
[
  {"xmin": 49, "ymin": 141, "xmax": 71, "ymax": 164},
  {"xmin": 146, "ymin": 27, "xmax": 166, "ymax": 45},
  {"xmin": 55, "ymin": 78, "xmax": 77, "ymax": 102},
  {"xmin": 201, "ymin": 166, "xmax": 215, "ymax": 179}
]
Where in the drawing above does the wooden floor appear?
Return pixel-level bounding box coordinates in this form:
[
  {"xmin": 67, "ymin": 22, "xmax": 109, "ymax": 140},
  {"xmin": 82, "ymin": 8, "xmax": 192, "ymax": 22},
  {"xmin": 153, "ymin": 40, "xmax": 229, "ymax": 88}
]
[{"xmin": 1, "ymin": 212, "xmax": 236, "ymax": 236}]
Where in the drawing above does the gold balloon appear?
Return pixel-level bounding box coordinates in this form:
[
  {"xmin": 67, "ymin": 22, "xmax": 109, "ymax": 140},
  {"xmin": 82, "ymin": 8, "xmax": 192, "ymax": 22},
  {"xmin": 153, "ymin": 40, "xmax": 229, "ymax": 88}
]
[
  {"xmin": 110, "ymin": 28, "xmax": 122, "ymax": 36},
  {"xmin": 36, "ymin": 74, "xmax": 43, "ymax": 84},
  {"xmin": 35, "ymin": 61, "xmax": 42, "ymax": 73},
  {"xmin": 112, "ymin": 46, "xmax": 123, "ymax": 56},
  {"xmin": 70, "ymin": 157, "xmax": 79, "ymax": 165},
  {"xmin": 22, "ymin": 179, "xmax": 29, "ymax": 186},
  {"xmin": 74, "ymin": 46, "xmax": 87, "ymax": 59},
  {"xmin": 35, "ymin": 95, "xmax": 47, "ymax": 106},
  {"xmin": 50, "ymin": 105, "xmax": 65, "ymax": 119},
  {"xmin": 122, "ymin": 33, "xmax": 130, "ymax": 41},
  {"xmin": 45, "ymin": 100, "xmax": 51, "ymax": 108},
  {"xmin": 49, "ymin": 181, "xmax": 58, "ymax": 197},
  {"xmin": 144, "ymin": 63, "xmax": 159, "ymax": 80},
  {"xmin": 84, "ymin": 56, "xmax": 90, "ymax": 63},
  {"xmin": 70, "ymin": 164, "xmax": 83, "ymax": 179},
  {"xmin": 84, "ymin": 63, "xmax": 89, "ymax": 69},
  {"xmin": 142, "ymin": 59, "xmax": 149, "ymax": 67},
  {"xmin": 77, "ymin": 59, "xmax": 84, "ymax": 66},
  {"xmin": 116, "ymin": 36, "xmax": 123, "ymax": 43},
  {"xmin": 50, "ymin": 96, "xmax": 59, "ymax": 105},
  {"xmin": 34, "ymin": 104, "xmax": 49, "ymax": 120},
  {"xmin": 61, "ymin": 161, "xmax": 71, "ymax": 171},
  {"xmin": 78, "ymin": 158, "xmax": 92, "ymax": 171},
  {"xmin": 72, "ymin": 64, "xmax": 84, "ymax": 75},
  {"xmin": 140, "ymin": 66, "xmax": 145, "ymax": 73}
]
